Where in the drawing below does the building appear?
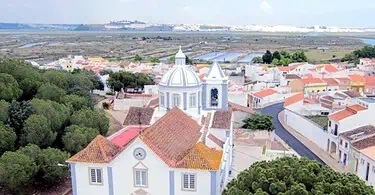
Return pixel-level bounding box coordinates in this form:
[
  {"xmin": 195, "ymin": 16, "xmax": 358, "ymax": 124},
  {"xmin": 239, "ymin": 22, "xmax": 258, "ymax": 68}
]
[
  {"xmin": 247, "ymin": 88, "xmax": 282, "ymax": 108},
  {"xmin": 289, "ymin": 77, "xmax": 327, "ymax": 93},
  {"xmin": 67, "ymin": 48, "xmax": 234, "ymax": 195},
  {"xmin": 349, "ymin": 75, "xmax": 365, "ymax": 93}
]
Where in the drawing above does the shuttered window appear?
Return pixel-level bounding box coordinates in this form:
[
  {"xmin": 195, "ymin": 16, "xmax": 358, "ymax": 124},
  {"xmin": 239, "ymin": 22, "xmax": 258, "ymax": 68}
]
[
  {"xmin": 89, "ymin": 168, "xmax": 103, "ymax": 185},
  {"xmin": 134, "ymin": 169, "xmax": 148, "ymax": 187},
  {"xmin": 182, "ymin": 173, "xmax": 196, "ymax": 191}
]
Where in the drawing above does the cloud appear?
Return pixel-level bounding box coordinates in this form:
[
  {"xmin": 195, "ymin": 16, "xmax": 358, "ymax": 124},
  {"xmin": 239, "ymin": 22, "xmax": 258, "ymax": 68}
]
[
  {"xmin": 260, "ymin": 0, "xmax": 272, "ymax": 14},
  {"xmin": 183, "ymin": 5, "xmax": 192, "ymax": 12}
]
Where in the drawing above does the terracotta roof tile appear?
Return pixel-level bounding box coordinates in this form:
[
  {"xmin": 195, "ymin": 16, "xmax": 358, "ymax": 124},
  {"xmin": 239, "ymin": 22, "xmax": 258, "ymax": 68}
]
[
  {"xmin": 253, "ymin": 89, "xmax": 278, "ymax": 98},
  {"xmin": 342, "ymin": 90, "xmax": 361, "ymax": 98},
  {"xmin": 277, "ymin": 66, "xmax": 297, "ymax": 72},
  {"xmin": 140, "ymin": 108, "xmax": 202, "ymax": 167},
  {"xmin": 301, "ymin": 78, "xmax": 326, "ymax": 85},
  {"xmin": 123, "ymin": 107, "xmax": 154, "ymax": 126},
  {"xmin": 207, "ymin": 133, "xmax": 224, "ymax": 148},
  {"xmin": 285, "ymin": 74, "xmax": 301, "ymax": 80},
  {"xmin": 322, "ymin": 78, "xmax": 339, "ymax": 86},
  {"xmin": 211, "ymin": 110, "xmax": 232, "ymax": 129},
  {"xmin": 176, "ymin": 142, "xmax": 222, "ymax": 170},
  {"xmin": 229, "ymin": 102, "xmax": 253, "ymax": 114},
  {"xmin": 349, "ymin": 75, "xmax": 365, "ymax": 82},
  {"xmin": 67, "ymin": 135, "xmax": 122, "ymax": 163},
  {"xmin": 364, "ymin": 76, "xmax": 375, "ymax": 86},
  {"xmin": 341, "ymin": 125, "xmax": 375, "ymax": 142},
  {"xmin": 329, "ymin": 104, "xmax": 366, "ymax": 121},
  {"xmin": 284, "ymin": 93, "xmax": 304, "ymax": 107},
  {"xmin": 147, "ymin": 98, "xmax": 159, "ymax": 108},
  {"xmin": 324, "ymin": 64, "xmax": 338, "ymax": 73}
]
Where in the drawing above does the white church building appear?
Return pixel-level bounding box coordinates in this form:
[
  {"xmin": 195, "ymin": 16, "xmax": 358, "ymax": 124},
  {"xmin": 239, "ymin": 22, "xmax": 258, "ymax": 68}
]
[{"xmin": 67, "ymin": 47, "xmax": 234, "ymax": 195}]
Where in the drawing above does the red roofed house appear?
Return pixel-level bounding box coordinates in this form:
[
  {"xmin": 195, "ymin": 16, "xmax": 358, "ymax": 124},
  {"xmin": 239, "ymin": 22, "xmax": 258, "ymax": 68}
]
[
  {"xmin": 349, "ymin": 75, "xmax": 365, "ymax": 93},
  {"xmin": 322, "ymin": 78, "xmax": 340, "ymax": 92},
  {"xmin": 364, "ymin": 76, "xmax": 375, "ymax": 95},
  {"xmin": 248, "ymin": 88, "xmax": 283, "ymax": 108},
  {"xmin": 66, "ymin": 48, "xmax": 234, "ymax": 195},
  {"xmin": 289, "ymin": 77, "xmax": 327, "ymax": 93}
]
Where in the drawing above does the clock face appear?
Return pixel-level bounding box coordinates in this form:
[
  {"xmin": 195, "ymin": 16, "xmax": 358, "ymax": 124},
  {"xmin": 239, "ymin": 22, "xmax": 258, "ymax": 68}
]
[{"xmin": 133, "ymin": 147, "xmax": 146, "ymax": 160}]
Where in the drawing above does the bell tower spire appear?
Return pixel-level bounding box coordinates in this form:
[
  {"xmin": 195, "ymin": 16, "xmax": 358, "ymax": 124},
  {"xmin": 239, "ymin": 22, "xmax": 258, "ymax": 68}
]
[{"xmin": 175, "ymin": 46, "xmax": 186, "ymax": 66}]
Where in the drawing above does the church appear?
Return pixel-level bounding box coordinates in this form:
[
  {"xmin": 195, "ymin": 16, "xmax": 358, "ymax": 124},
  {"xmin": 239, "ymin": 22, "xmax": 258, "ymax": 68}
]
[{"xmin": 67, "ymin": 48, "xmax": 234, "ymax": 195}]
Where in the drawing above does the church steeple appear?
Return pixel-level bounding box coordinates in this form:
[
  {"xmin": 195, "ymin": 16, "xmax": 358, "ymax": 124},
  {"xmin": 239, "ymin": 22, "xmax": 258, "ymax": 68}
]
[{"xmin": 175, "ymin": 46, "xmax": 186, "ymax": 66}]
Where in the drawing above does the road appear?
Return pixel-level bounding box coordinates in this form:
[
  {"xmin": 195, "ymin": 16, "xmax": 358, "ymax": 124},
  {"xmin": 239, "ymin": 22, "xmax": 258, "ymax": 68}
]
[{"xmin": 259, "ymin": 103, "xmax": 325, "ymax": 164}]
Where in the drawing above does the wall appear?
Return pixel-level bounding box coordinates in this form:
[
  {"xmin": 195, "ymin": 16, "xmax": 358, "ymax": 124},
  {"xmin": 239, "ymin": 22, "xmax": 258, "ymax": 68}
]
[
  {"xmin": 289, "ymin": 79, "xmax": 303, "ymax": 93},
  {"xmin": 357, "ymin": 152, "xmax": 375, "ymax": 186},
  {"xmin": 284, "ymin": 109, "xmax": 328, "ymax": 150},
  {"xmin": 74, "ymin": 162, "xmax": 110, "ymax": 195},
  {"xmin": 113, "ymin": 98, "xmax": 150, "ymax": 110}
]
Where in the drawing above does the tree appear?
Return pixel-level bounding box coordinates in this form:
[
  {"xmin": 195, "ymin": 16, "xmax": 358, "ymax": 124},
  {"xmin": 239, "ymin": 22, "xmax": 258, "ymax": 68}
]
[
  {"xmin": 223, "ymin": 157, "xmax": 375, "ymax": 195},
  {"xmin": 62, "ymin": 94, "xmax": 89, "ymax": 111},
  {"xmin": 0, "ymin": 123, "xmax": 16, "ymax": 155},
  {"xmin": 242, "ymin": 113, "xmax": 275, "ymax": 131},
  {"xmin": 107, "ymin": 71, "xmax": 153, "ymax": 91},
  {"xmin": 42, "ymin": 70, "xmax": 69, "ymax": 90},
  {"xmin": 186, "ymin": 56, "xmax": 193, "ymax": 64},
  {"xmin": 252, "ymin": 56, "xmax": 263, "ymax": 63},
  {"xmin": 273, "ymin": 51, "xmax": 281, "ymax": 60},
  {"xmin": 37, "ymin": 148, "xmax": 70, "ymax": 184},
  {"xmin": 262, "ymin": 50, "xmax": 273, "ymax": 64},
  {"xmin": 150, "ymin": 57, "xmax": 160, "ymax": 63},
  {"xmin": 99, "ymin": 69, "xmax": 113, "ymax": 76},
  {"xmin": 21, "ymin": 114, "xmax": 56, "ymax": 147},
  {"xmin": 272, "ymin": 58, "xmax": 280, "ymax": 65},
  {"xmin": 70, "ymin": 109, "xmax": 109, "ymax": 135},
  {"xmin": 292, "ymin": 50, "xmax": 308, "ymax": 62},
  {"xmin": 0, "ymin": 73, "xmax": 22, "ymax": 101},
  {"xmin": 31, "ymin": 99, "xmax": 70, "ymax": 133},
  {"xmin": 8, "ymin": 100, "xmax": 34, "ymax": 132},
  {"xmin": 62, "ymin": 125, "xmax": 99, "ymax": 153},
  {"xmin": 134, "ymin": 54, "xmax": 142, "ymax": 61},
  {"xmin": 36, "ymin": 83, "xmax": 66, "ymax": 102},
  {"xmin": 0, "ymin": 151, "xmax": 38, "ymax": 190},
  {"xmin": 19, "ymin": 78, "xmax": 43, "ymax": 101},
  {"xmin": 0, "ymin": 100, "xmax": 9, "ymax": 123},
  {"xmin": 17, "ymin": 144, "xmax": 42, "ymax": 161}
]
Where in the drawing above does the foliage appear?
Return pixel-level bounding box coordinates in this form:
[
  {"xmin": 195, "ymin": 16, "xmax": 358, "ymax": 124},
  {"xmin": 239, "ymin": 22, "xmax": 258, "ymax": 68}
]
[
  {"xmin": 21, "ymin": 114, "xmax": 56, "ymax": 147},
  {"xmin": 0, "ymin": 151, "xmax": 38, "ymax": 190},
  {"xmin": 107, "ymin": 71, "xmax": 153, "ymax": 91},
  {"xmin": 62, "ymin": 125, "xmax": 99, "ymax": 153},
  {"xmin": 62, "ymin": 94, "xmax": 89, "ymax": 111},
  {"xmin": 272, "ymin": 51, "xmax": 281, "ymax": 60},
  {"xmin": 102, "ymin": 102, "xmax": 110, "ymax": 109},
  {"xmin": 70, "ymin": 108, "xmax": 109, "ymax": 135},
  {"xmin": 36, "ymin": 83, "xmax": 66, "ymax": 102},
  {"xmin": 252, "ymin": 56, "xmax": 263, "ymax": 63},
  {"xmin": 150, "ymin": 57, "xmax": 160, "ymax": 63},
  {"xmin": 186, "ymin": 56, "xmax": 193, "ymax": 64},
  {"xmin": 19, "ymin": 77, "xmax": 43, "ymax": 100},
  {"xmin": 0, "ymin": 100, "xmax": 9, "ymax": 123},
  {"xmin": 223, "ymin": 157, "xmax": 375, "ymax": 195},
  {"xmin": 99, "ymin": 69, "xmax": 113, "ymax": 75},
  {"xmin": 17, "ymin": 144, "xmax": 42, "ymax": 161},
  {"xmin": 262, "ymin": 50, "xmax": 273, "ymax": 64},
  {"xmin": 0, "ymin": 73, "xmax": 22, "ymax": 101},
  {"xmin": 242, "ymin": 113, "xmax": 275, "ymax": 131},
  {"xmin": 134, "ymin": 54, "xmax": 142, "ymax": 61},
  {"xmin": 31, "ymin": 99, "xmax": 70, "ymax": 134},
  {"xmin": 36, "ymin": 147, "xmax": 70, "ymax": 184},
  {"xmin": 42, "ymin": 70, "xmax": 69, "ymax": 90},
  {"xmin": 292, "ymin": 50, "xmax": 308, "ymax": 62},
  {"xmin": 341, "ymin": 46, "xmax": 375, "ymax": 64},
  {"xmin": 0, "ymin": 123, "xmax": 16, "ymax": 155},
  {"xmin": 8, "ymin": 100, "xmax": 34, "ymax": 132}
]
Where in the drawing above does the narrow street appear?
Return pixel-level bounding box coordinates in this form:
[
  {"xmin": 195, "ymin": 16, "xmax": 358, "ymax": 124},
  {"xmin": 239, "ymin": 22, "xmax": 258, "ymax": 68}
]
[{"xmin": 259, "ymin": 103, "xmax": 325, "ymax": 164}]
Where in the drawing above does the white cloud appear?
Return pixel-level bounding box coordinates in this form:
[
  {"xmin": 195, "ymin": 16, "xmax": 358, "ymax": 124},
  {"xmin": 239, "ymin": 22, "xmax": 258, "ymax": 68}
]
[{"xmin": 260, "ymin": 0, "xmax": 272, "ymax": 14}]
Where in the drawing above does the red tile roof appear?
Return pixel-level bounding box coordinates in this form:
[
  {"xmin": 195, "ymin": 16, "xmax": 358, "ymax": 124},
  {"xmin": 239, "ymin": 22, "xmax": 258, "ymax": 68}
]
[
  {"xmin": 301, "ymin": 78, "xmax": 325, "ymax": 85},
  {"xmin": 211, "ymin": 110, "xmax": 232, "ymax": 129},
  {"xmin": 123, "ymin": 107, "xmax": 154, "ymax": 126},
  {"xmin": 277, "ymin": 66, "xmax": 297, "ymax": 72},
  {"xmin": 207, "ymin": 133, "xmax": 225, "ymax": 148},
  {"xmin": 364, "ymin": 76, "xmax": 375, "ymax": 86},
  {"xmin": 229, "ymin": 102, "xmax": 253, "ymax": 114},
  {"xmin": 324, "ymin": 64, "xmax": 338, "ymax": 73},
  {"xmin": 147, "ymin": 98, "xmax": 159, "ymax": 108},
  {"xmin": 329, "ymin": 104, "xmax": 367, "ymax": 121},
  {"xmin": 349, "ymin": 75, "xmax": 365, "ymax": 82},
  {"xmin": 284, "ymin": 93, "xmax": 304, "ymax": 107},
  {"xmin": 322, "ymin": 78, "xmax": 339, "ymax": 86},
  {"xmin": 176, "ymin": 142, "xmax": 222, "ymax": 170},
  {"xmin": 110, "ymin": 127, "xmax": 142, "ymax": 148},
  {"xmin": 67, "ymin": 135, "xmax": 122, "ymax": 163},
  {"xmin": 253, "ymin": 89, "xmax": 278, "ymax": 98},
  {"xmin": 140, "ymin": 107, "xmax": 202, "ymax": 167}
]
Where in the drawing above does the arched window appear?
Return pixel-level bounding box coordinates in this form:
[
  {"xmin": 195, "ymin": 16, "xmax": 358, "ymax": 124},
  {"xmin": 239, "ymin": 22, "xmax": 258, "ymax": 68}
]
[
  {"xmin": 172, "ymin": 94, "xmax": 181, "ymax": 108},
  {"xmin": 210, "ymin": 88, "xmax": 219, "ymax": 107}
]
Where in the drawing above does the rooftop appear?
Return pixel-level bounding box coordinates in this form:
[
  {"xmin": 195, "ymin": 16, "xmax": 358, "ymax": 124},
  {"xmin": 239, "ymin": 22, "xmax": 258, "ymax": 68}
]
[
  {"xmin": 329, "ymin": 104, "xmax": 367, "ymax": 121},
  {"xmin": 322, "ymin": 78, "xmax": 339, "ymax": 86},
  {"xmin": 349, "ymin": 75, "xmax": 365, "ymax": 83},
  {"xmin": 123, "ymin": 107, "xmax": 155, "ymax": 126},
  {"xmin": 360, "ymin": 98, "xmax": 375, "ymax": 103},
  {"xmin": 341, "ymin": 125, "xmax": 375, "ymax": 142},
  {"xmin": 284, "ymin": 92, "xmax": 304, "ymax": 107},
  {"xmin": 253, "ymin": 88, "xmax": 278, "ymax": 98},
  {"xmin": 360, "ymin": 145, "xmax": 375, "ymax": 160},
  {"xmin": 176, "ymin": 142, "xmax": 222, "ymax": 170},
  {"xmin": 211, "ymin": 109, "xmax": 233, "ymax": 129},
  {"xmin": 110, "ymin": 127, "xmax": 142, "ymax": 148}
]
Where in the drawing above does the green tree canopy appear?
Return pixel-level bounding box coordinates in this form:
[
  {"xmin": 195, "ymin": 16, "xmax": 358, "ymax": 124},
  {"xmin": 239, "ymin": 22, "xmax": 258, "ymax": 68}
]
[
  {"xmin": 70, "ymin": 108, "xmax": 109, "ymax": 135},
  {"xmin": 17, "ymin": 144, "xmax": 42, "ymax": 162},
  {"xmin": 0, "ymin": 123, "xmax": 16, "ymax": 155},
  {"xmin": 242, "ymin": 113, "xmax": 275, "ymax": 131},
  {"xmin": 62, "ymin": 94, "xmax": 89, "ymax": 111},
  {"xmin": 36, "ymin": 83, "xmax": 66, "ymax": 102},
  {"xmin": 0, "ymin": 73, "xmax": 22, "ymax": 101},
  {"xmin": 224, "ymin": 157, "xmax": 374, "ymax": 195},
  {"xmin": 62, "ymin": 125, "xmax": 99, "ymax": 153},
  {"xmin": 0, "ymin": 100, "xmax": 9, "ymax": 123},
  {"xmin": 252, "ymin": 56, "xmax": 263, "ymax": 63},
  {"xmin": 150, "ymin": 57, "xmax": 160, "ymax": 63},
  {"xmin": 272, "ymin": 51, "xmax": 281, "ymax": 60},
  {"xmin": 342, "ymin": 46, "xmax": 375, "ymax": 64},
  {"xmin": 0, "ymin": 151, "xmax": 38, "ymax": 190},
  {"xmin": 37, "ymin": 147, "xmax": 70, "ymax": 184},
  {"xmin": 8, "ymin": 100, "xmax": 34, "ymax": 132},
  {"xmin": 107, "ymin": 71, "xmax": 153, "ymax": 91},
  {"xmin": 21, "ymin": 114, "xmax": 56, "ymax": 147},
  {"xmin": 292, "ymin": 50, "xmax": 308, "ymax": 62},
  {"xmin": 31, "ymin": 99, "xmax": 70, "ymax": 133},
  {"xmin": 262, "ymin": 50, "xmax": 273, "ymax": 64},
  {"xmin": 134, "ymin": 54, "xmax": 142, "ymax": 61},
  {"xmin": 42, "ymin": 70, "xmax": 69, "ymax": 90}
]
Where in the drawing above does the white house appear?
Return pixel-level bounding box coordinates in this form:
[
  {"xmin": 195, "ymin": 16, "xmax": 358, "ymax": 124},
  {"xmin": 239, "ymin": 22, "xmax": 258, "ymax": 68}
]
[
  {"xmin": 247, "ymin": 88, "xmax": 283, "ymax": 108},
  {"xmin": 67, "ymin": 48, "xmax": 234, "ymax": 195}
]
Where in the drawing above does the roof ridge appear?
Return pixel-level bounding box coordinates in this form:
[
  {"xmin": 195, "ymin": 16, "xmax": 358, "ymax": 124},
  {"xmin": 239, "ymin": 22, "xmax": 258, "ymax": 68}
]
[{"xmin": 97, "ymin": 136, "xmax": 110, "ymax": 162}]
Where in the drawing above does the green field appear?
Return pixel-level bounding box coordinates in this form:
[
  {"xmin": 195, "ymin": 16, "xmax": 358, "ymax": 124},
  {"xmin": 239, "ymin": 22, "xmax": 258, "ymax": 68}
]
[{"xmin": 306, "ymin": 49, "xmax": 352, "ymax": 63}]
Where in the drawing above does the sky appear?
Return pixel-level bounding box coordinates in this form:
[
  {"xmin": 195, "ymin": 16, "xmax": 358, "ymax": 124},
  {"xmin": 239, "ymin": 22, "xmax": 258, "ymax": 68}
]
[{"xmin": 1, "ymin": 0, "xmax": 375, "ymax": 27}]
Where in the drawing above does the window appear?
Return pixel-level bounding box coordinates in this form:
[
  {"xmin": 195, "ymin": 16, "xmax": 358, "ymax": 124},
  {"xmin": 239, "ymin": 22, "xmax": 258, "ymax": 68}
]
[
  {"xmin": 333, "ymin": 124, "xmax": 338, "ymax": 136},
  {"xmin": 372, "ymin": 166, "xmax": 375, "ymax": 173},
  {"xmin": 134, "ymin": 169, "xmax": 148, "ymax": 187},
  {"xmin": 361, "ymin": 159, "xmax": 365, "ymax": 165},
  {"xmin": 329, "ymin": 121, "xmax": 332, "ymax": 128},
  {"xmin": 345, "ymin": 142, "xmax": 348, "ymax": 149},
  {"xmin": 339, "ymin": 139, "xmax": 343, "ymax": 146},
  {"xmin": 172, "ymin": 94, "xmax": 181, "ymax": 107},
  {"xmin": 89, "ymin": 168, "xmax": 103, "ymax": 185},
  {"xmin": 189, "ymin": 94, "xmax": 197, "ymax": 108},
  {"xmin": 160, "ymin": 93, "xmax": 165, "ymax": 107},
  {"xmin": 182, "ymin": 173, "xmax": 196, "ymax": 191},
  {"xmin": 210, "ymin": 88, "xmax": 219, "ymax": 107}
]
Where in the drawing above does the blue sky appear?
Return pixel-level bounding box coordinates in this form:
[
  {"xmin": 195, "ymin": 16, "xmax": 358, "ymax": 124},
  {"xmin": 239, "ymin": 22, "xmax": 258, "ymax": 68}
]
[{"xmin": 1, "ymin": 0, "xmax": 375, "ymax": 27}]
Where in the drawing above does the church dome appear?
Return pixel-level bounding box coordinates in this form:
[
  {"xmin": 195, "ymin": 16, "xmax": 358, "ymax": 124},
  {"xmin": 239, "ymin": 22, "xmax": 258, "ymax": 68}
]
[
  {"xmin": 175, "ymin": 46, "xmax": 186, "ymax": 59},
  {"xmin": 159, "ymin": 65, "xmax": 201, "ymax": 87}
]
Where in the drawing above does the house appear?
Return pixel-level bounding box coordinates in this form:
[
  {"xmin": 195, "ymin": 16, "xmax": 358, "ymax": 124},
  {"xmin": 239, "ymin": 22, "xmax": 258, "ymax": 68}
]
[
  {"xmin": 360, "ymin": 58, "xmax": 375, "ymax": 66},
  {"xmin": 349, "ymin": 75, "xmax": 365, "ymax": 93},
  {"xmin": 289, "ymin": 77, "xmax": 327, "ymax": 93},
  {"xmin": 335, "ymin": 77, "xmax": 352, "ymax": 90},
  {"xmin": 364, "ymin": 76, "xmax": 375, "ymax": 95},
  {"xmin": 67, "ymin": 48, "xmax": 234, "ymax": 195},
  {"xmin": 247, "ymin": 88, "xmax": 282, "ymax": 108},
  {"xmin": 322, "ymin": 78, "xmax": 339, "ymax": 92},
  {"xmin": 280, "ymin": 74, "xmax": 301, "ymax": 86}
]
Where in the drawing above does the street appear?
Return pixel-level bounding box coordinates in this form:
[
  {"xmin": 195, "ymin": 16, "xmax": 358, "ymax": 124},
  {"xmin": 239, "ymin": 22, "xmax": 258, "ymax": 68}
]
[{"xmin": 259, "ymin": 103, "xmax": 325, "ymax": 164}]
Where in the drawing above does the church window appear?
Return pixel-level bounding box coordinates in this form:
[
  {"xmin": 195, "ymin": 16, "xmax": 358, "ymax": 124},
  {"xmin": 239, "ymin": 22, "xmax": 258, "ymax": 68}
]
[
  {"xmin": 189, "ymin": 94, "xmax": 197, "ymax": 108},
  {"xmin": 172, "ymin": 94, "xmax": 181, "ymax": 107},
  {"xmin": 160, "ymin": 93, "xmax": 165, "ymax": 107},
  {"xmin": 210, "ymin": 88, "xmax": 219, "ymax": 107}
]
